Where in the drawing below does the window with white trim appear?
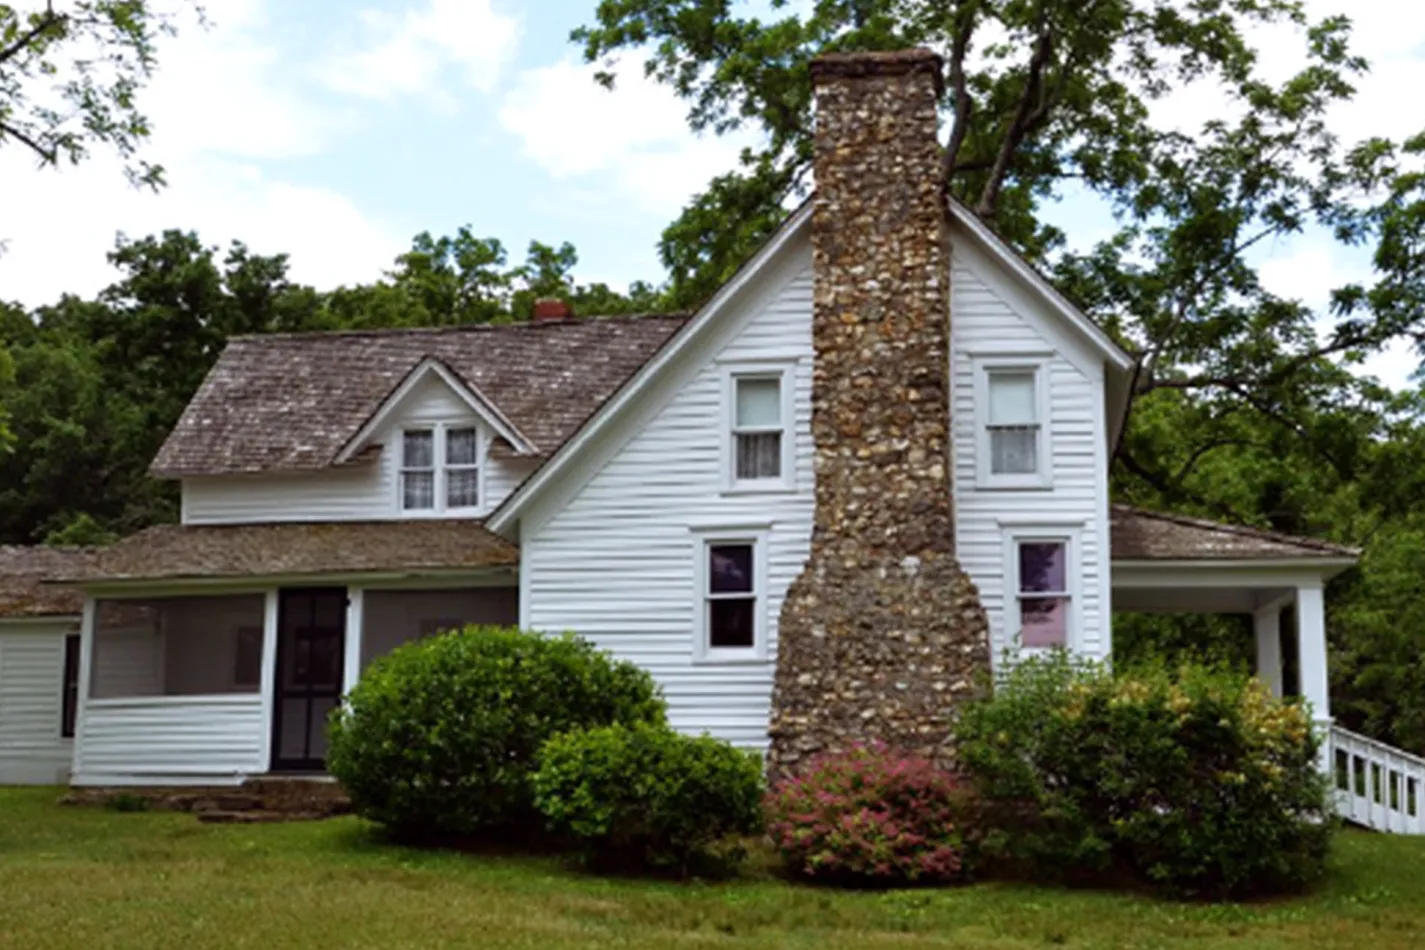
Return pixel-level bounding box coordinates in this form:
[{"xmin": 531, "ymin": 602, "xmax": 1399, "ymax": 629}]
[
  {"xmin": 695, "ymin": 535, "xmax": 765, "ymax": 660},
  {"xmin": 975, "ymin": 360, "xmax": 1050, "ymax": 488},
  {"xmin": 724, "ymin": 365, "xmax": 794, "ymax": 490},
  {"xmin": 400, "ymin": 424, "xmax": 484, "ymax": 513},
  {"xmin": 1012, "ymin": 539, "xmax": 1071, "ymax": 649}
]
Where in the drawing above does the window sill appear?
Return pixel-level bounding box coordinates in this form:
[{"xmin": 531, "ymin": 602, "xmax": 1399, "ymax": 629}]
[
  {"xmin": 692, "ymin": 651, "xmax": 771, "ymax": 666},
  {"xmin": 720, "ymin": 481, "xmax": 796, "ymax": 497},
  {"xmin": 975, "ymin": 477, "xmax": 1054, "ymax": 492},
  {"xmin": 397, "ymin": 507, "xmax": 491, "ymax": 519}
]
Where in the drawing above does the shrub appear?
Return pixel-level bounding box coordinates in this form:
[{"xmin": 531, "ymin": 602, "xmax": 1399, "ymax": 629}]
[
  {"xmin": 955, "ymin": 653, "xmax": 1333, "ymax": 898},
  {"xmin": 533, "ymin": 723, "xmax": 765, "ymax": 873},
  {"xmin": 327, "ymin": 626, "xmax": 665, "ymax": 839},
  {"xmin": 765, "ymin": 743, "xmax": 968, "ymax": 886}
]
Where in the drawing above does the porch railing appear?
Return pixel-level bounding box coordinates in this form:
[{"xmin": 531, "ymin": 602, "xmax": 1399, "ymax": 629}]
[{"xmin": 1330, "ymin": 724, "xmax": 1425, "ymax": 834}]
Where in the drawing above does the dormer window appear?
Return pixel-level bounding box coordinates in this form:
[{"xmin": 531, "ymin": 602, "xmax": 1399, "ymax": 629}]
[{"xmin": 400, "ymin": 425, "xmax": 483, "ymax": 514}]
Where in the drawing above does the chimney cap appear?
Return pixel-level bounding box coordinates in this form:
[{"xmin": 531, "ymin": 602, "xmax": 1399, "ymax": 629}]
[
  {"xmin": 809, "ymin": 48, "xmax": 944, "ymax": 95},
  {"xmin": 532, "ymin": 297, "xmax": 573, "ymax": 323}
]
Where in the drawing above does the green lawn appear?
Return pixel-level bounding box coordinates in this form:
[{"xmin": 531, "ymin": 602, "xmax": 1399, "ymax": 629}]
[{"xmin": 0, "ymin": 788, "xmax": 1422, "ymax": 950}]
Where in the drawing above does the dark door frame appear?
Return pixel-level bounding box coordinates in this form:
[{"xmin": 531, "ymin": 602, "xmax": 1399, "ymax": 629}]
[{"xmin": 271, "ymin": 587, "xmax": 347, "ymax": 772}]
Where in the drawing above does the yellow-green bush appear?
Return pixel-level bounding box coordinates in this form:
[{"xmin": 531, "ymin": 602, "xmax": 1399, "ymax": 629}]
[{"xmin": 955, "ymin": 654, "xmax": 1332, "ymax": 898}]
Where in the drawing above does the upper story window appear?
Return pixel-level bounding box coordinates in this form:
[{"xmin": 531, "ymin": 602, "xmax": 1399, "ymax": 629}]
[
  {"xmin": 400, "ymin": 424, "xmax": 483, "ymax": 514},
  {"xmin": 694, "ymin": 531, "xmax": 767, "ymax": 662},
  {"xmin": 975, "ymin": 359, "xmax": 1051, "ymax": 489},
  {"xmin": 723, "ymin": 364, "xmax": 795, "ymax": 492},
  {"xmin": 1012, "ymin": 538, "xmax": 1071, "ymax": 649}
]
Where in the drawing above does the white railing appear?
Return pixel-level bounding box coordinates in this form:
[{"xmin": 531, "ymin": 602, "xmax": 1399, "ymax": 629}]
[{"xmin": 1330, "ymin": 724, "xmax": 1425, "ymax": 834}]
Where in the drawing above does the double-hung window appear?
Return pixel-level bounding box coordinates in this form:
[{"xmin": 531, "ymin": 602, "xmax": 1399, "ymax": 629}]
[
  {"xmin": 725, "ymin": 365, "xmax": 794, "ymax": 490},
  {"xmin": 1012, "ymin": 538, "xmax": 1072, "ymax": 649},
  {"xmin": 695, "ymin": 534, "xmax": 766, "ymax": 661},
  {"xmin": 400, "ymin": 425, "xmax": 483, "ymax": 513},
  {"xmin": 976, "ymin": 360, "xmax": 1050, "ymax": 488}
]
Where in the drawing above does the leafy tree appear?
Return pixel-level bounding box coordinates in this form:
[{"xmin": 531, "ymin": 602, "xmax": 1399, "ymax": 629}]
[{"xmin": 0, "ymin": 1, "xmax": 192, "ymax": 188}]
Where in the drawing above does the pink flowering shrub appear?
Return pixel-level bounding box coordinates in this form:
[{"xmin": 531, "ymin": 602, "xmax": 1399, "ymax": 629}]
[{"xmin": 765, "ymin": 744, "xmax": 967, "ymax": 886}]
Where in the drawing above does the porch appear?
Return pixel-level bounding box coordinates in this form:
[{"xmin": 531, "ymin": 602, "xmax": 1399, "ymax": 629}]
[
  {"xmin": 1109, "ymin": 506, "xmax": 1425, "ymax": 834},
  {"xmin": 54, "ymin": 521, "xmax": 519, "ymax": 786}
]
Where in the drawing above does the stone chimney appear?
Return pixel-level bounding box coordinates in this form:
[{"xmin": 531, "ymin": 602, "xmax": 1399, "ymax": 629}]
[
  {"xmin": 767, "ymin": 49, "xmax": 991, "ymax": 778},
  {"xmin": 532, "ymin": 298, "xmax": 572, "ymax": 322}
]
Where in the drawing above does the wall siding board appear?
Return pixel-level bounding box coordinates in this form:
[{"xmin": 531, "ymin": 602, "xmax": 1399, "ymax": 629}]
[
  {"xmin": 181, "ymin": 375, "xmax": 533, "ymax": 524},
  {"xmin": 523, "ymin": 241, "xmax": 816, "ymax": 751},
  {"xmin": 73, "ymin": 696, "xmax": 264, "ymax": 784},
  {"xmin": 0, "ymin": 622, "xmax": 75, "ymax": 784},
  {"xmin": 523, "ymin": 230, "xmax": 1109, "ymax": 751}
]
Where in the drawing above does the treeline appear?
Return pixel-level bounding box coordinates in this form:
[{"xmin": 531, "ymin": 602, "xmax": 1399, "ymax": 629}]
[{"xmin": 0, "ymin": 228, "xmax": 667, "ymax": 546}]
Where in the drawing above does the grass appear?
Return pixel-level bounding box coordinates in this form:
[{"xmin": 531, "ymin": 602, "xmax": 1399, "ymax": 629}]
[{"xmin": 1, "ymin": 788, "xmax": 1423, "ymax": 950}]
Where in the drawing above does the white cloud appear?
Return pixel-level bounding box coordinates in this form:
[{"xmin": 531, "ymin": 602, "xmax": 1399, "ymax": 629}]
[
  {"xmin": 0, "ymin": 0, "xmax": 403, "ymax": 307},
  {"xmin": 498, "ymin": 55, "xmax": 757, "ymax": 217},
  {"xmin": 315, "ymin": 0, "xmax": 522, "ymax": 107}
]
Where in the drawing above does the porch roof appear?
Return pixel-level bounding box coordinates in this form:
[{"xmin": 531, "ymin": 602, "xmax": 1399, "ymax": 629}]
[
  {"xmin": 0, "ymin": 545, "xmax": 98, "ymax": 617},
  {"xmin": 50, "ymin": 520, "xmax": 520, "ymax": 587},
  {"xmin": 1110, "ymin": 505, "xmax": 1358, "ymax": 564}
]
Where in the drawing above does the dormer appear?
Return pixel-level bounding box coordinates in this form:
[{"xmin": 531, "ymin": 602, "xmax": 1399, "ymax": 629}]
[{"xmin": 336, "ymin": 358, "xmax": 536, "ymax": 519}]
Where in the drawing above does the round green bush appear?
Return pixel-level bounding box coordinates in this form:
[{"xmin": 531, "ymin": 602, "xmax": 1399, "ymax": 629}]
[
  {"xmin": 533, "ymin": 723, "xmax": 765, "ymax": 872},
  {"xmin": 765, "ymin": 743, "xmax": 968, "ymax": 886},
  {"xmin": 955, "ymin": 653, "xmax": 1332, "ymax": 898},
  {"xmin": 327, "ymin": 626, "xmax": 665, "ymax": 838}
]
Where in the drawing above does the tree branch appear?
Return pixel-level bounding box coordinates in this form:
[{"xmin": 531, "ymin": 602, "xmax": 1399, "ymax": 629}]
[
  {"xmin": 1116, "ymin": 448, "xmax": 1250, "ymax": 523},
  {"xmin": 975, "ymin": 20, "xmax": 1054, "ymax": 217},
  {"xmin": 940, "ymin": 3, "xmax": 978, "ymax": 190},
  {"xmin": 0, "ymin": 120, "xmax": 56, "ymax": 164},
  {"xmin": 0, "ymin": 4, "xmax": 64, "ymax": 68}
]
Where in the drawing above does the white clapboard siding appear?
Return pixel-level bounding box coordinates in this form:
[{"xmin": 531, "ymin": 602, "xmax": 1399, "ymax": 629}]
[
  {"xmin": 523, "ymin": 240, "xmax": 816, "ymax": 750},
  {"xmin": 181, "ymin": 374, "xmax": 533, "ymax": 524},
  {"xmin": 522, "ymin": 225, "xmax": 1112, "ymax": 749},
  {"xmin": 73, "ymin": 695, "xmax": 264, "ymax": 786},
  {"xmin": 0, "ymin": 622, "xmax": 75, "ymax": 785},
  {"xmin": 950, "ymin": 247, "xmax": 1109, "ymax": 664}
]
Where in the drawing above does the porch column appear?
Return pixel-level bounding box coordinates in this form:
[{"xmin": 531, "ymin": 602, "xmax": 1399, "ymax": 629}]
[
  {"xmin": 343, "ymin": 587, "xmax": 364, "ymax": 696},
  {"xmin": 258, "ymin": 590, "xmax": 279, "ymax": 772},
  {"xmin": 1253, "ymin": 604, "xmax": 1284, "ymax": 698},
  {"xmin": 1296, "ymin": 581, "xmax": 1330, "ymax": 723},
  {"xmin": 72, "ymin": 597, "xmax": 96, "ymax": 779}
]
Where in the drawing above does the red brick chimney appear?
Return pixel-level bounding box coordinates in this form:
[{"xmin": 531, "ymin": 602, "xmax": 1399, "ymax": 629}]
[
  {"xmin": 767, "ymin": 49, "xmax": 991, "ymax": 778},
  {"xmin": 532, "ymin": 298, "xmax": 572, "ymax": 322}
]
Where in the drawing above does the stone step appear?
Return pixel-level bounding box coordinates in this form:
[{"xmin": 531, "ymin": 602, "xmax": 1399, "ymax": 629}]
[{"xmin": 197, "ymin": 810, "xmax": 328, "ymax": 825}]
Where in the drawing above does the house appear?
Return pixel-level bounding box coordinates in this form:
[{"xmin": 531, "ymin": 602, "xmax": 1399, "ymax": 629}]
[
  {"xmin": 4, "ymin": 47, "xmax": 1415, "ymax": 830},
  {"xmin": 0, "ymin": 546, "xmax": 93, "ymax": 784}
]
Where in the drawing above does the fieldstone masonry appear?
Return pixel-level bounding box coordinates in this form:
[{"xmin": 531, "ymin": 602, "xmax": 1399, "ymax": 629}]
[{"xmin": 767, "ymin": 48, "xmax": 992, "ymax": 779}]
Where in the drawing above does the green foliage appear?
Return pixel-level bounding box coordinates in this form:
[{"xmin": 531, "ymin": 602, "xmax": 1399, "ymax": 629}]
[
  {"xmin": 533, "ymin": 722, "xmax": 764, "ymax": 873},
  {"xmin": 956, "ymin": 654, "xmax": 1333, "ymax": 898},
  {"xmin": 0, "ymin": 1, "xmax": 192, "ymax": 187},
  {"xmin": 765, "ymin": 744, "xmax": 967, "ymax": 886},
  {"xmin": 327, "ymin": 626, "xmax": 666, "ymax": 839}
]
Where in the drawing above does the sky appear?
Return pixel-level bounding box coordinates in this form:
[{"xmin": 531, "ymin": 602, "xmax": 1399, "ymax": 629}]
[{"xmin": 0, "ymin": 0, "xmax": 1421, "ymax": 384}]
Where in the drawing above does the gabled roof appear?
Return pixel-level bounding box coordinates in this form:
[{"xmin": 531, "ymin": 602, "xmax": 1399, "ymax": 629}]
[
  {"xmin": 946, "ymin": 197, "xmax": 1134, "ymax": 373},
  {"xmin": 489, "ymin": 201, "xmax": 815, "ymax": 534},
  {"xmin": 53, "ymin": 521, "xmax": 519, "ymax": 586},
  {"xmin": 490, "ymin": 196, "xmax": 1134, "ymax": 534},
  {"xmin": 1110, "ymin": 505, "xmax": 1359, "ymax": 563},
  {"xmin": 0, "ymin": 546, "xmax": 98, "ymax": 618},
  {"xmin": 335, "ymin": 356, "xmax": 538, "ymax": 462},
  {"xmin": 152, "ymin": 315, "xmax": 688, "ymax": 478}
]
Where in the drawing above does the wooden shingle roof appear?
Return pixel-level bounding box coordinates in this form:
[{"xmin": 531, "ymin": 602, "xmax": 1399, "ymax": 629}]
[
  {"xmin": 151, "ymin": 314, "xmax": 689, "ymax": 477},
  {"xmin": 52, "ymin": 521, "xmax": 520, "ymax": 586},
  {"xmin": 0, "ymin": 546, "xmax": 98, "ymax": 617},
  {"xmin": 1110, "ymin": 505, "xmax": 1358, "ymax": 562}
]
